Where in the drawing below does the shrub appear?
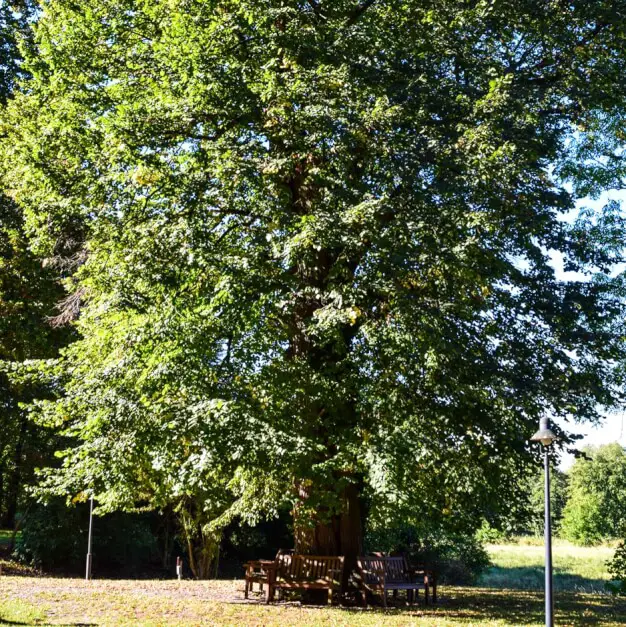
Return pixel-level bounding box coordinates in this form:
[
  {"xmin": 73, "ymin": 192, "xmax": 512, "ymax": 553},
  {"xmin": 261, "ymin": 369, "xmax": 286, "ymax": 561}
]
[
  {"xmin": 14, "ymin": 498, "xmax": 158, "ymax": 575},
  {"xmin": 606, "ymin": 541, "xmax": 626, "ymax": 596},
  {"xmin": 365, "ymin": 524, "xmax": 491, "ymax": 585},
  {"xmin": 475, "ymin": 520, "xmax": 510, "ymax": 544}
]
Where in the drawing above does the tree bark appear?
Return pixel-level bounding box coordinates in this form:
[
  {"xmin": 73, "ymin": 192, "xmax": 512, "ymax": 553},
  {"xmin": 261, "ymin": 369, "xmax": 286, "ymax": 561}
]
[
  {"xmin": 293, "ymin": 479, "xmax": 364, "ymax": 599},
  {"xmin": 0, "ymin": 459, "xmax": 4, "ymax": 524},
  {"xmin": 1, "ymin": 415, "xmax": 27, "ymax": 530},
  {"xmin": 178, "ymin": 500, "xmax": 220, "ymax": 579}
]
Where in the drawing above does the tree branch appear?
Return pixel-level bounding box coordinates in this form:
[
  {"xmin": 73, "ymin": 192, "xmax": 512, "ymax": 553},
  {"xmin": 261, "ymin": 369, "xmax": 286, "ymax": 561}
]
[
  {"xmin": 346, "ymin": 0, "xmax": 377, "ymax": 26},
  {"xmin": 306, "ymin": 0, "xmax": 323, "ymax": 16}
]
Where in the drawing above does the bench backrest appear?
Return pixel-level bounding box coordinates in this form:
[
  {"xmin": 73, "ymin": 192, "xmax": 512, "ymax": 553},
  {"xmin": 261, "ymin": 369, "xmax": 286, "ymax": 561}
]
[
  {"xmin": 357, "ymin": 555, "xmax": 412, "ymax": 585},
  {"xmin": 384, "ymin": 556, "xmax": 412, "ymax": 583},
  {"xmin": 357, "ymin": 556, "xmax": 386, "ymax": 585},
  {"xmin": 276, "ymin": 554, "xmax": 344, "ymax": 583}
]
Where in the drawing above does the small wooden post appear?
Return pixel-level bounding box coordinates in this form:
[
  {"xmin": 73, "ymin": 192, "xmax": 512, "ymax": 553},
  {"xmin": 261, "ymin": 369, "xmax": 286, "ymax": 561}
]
[
  {"xmin": 176, "ymin": 556, "xmax": 183, "ymax": 580},
  {"xmin": 85, "ymin": 495, "xmax": 94, "ymax": 581}
]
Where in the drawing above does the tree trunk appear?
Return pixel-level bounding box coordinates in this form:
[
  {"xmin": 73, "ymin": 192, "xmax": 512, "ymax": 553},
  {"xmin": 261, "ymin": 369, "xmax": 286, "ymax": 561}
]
[
  {"xmin": 294, "ymin": 480, "xmax": 364, "ymax": 600},
  {"xmin": 178, "ymin": 500, "xmax": 220, "ymax": 579},
  {"xmin": 0, "ymin": 460, "xmax": 4, "ymax": 525},
  {"xmin": 1, "ymin": 416, "xmax": 27, "ymax": 530}
]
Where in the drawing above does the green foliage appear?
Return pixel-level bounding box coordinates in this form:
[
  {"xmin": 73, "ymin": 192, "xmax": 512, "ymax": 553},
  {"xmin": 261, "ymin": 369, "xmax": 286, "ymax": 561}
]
[
  {"xmin": 472, "ymin": 465, "xmax": 567, "ymax": 541},
  {"xmin": 1, "ymin": 0, "xmax": 626, "ymax": 556},
  {"xmin": 525, "ymin": 466, "xmax": 569, "ymax": 537},
  {"xmin": 561, "ymin": 444, "xmax": 626, "ymax": 545},
  {"xmin": 365, "ymin": 523, "xmax": 491, "ymax": 585},
  {"xmin": 0, "ymin": 1, "xmax": 34, "ymax": 105},
  {"xmin": 0, "ymin": 0, "xmax": 72, "ymax": 530},
  {"xmin": 475, "ymin": 520, "xmax": 510, "ymax": 545},
  {"xmin": 606, "ymin": 541, "xmax": 626, "ymax": 596},
  {"xmin": 0, "ymin": 199, "xmax": 71, "ymax": 527},
  {"xmin": 14, "ymin": 498, "xmax": 158, "ymax": 574}
]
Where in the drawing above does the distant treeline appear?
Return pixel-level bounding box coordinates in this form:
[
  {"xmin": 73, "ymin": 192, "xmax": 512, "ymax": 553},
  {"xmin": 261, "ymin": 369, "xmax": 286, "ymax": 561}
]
[{"xmin": 480, "ymin": 442, "xmax": 626, "ymax": 546}]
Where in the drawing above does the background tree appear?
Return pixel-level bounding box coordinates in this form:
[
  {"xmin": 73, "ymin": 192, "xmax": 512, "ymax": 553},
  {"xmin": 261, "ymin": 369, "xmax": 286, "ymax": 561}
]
[
  {"xmin": 2, "ymin": 0, "xmax": 626, "ymax": 579},
  {"xmin": 0, "ymin": 0, "xmax": 72, "ymax": 532},
  {"xmin": 525, "ymin": 465, "xmax": 569, "ymax": 538},
  {"xmin": 561, "ymin": 443, "xmax": 626, "ymax": 545}
]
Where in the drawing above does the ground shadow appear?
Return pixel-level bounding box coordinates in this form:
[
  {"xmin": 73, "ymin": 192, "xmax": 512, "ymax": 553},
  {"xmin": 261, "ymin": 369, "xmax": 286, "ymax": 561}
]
[
  {"xmin": 238, "ymin": 588, "xmax": 626, "ymax": 625},
  {"xmin": 480, "ymin": 565, "xmax": 608, "ymax": 593}
]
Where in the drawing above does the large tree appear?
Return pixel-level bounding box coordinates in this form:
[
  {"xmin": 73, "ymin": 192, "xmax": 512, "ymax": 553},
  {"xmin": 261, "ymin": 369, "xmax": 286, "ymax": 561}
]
[{"xmin": 2, "ymin": 0, "xmax": 626, "ymax": 575}]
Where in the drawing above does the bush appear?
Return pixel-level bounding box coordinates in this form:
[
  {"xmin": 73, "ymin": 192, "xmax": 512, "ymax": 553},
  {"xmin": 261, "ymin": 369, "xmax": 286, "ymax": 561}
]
[
  {"xmin": 561, "ymin": 444, "xmax": 626, "ymax": 545},
  {"xmin": 606, "ymin": 541, "xmax": 626, "ymax": 596},
  {"xmin": 14, "ymin": 498, "xmax": 159, "ymax": 575},
  {"xmin": 475, "ymin": 520, "xmax": 510, "ymax": 544},
  {"xmin": 365, "ymin": 524, "xmax": 491, "ymax": 585}
]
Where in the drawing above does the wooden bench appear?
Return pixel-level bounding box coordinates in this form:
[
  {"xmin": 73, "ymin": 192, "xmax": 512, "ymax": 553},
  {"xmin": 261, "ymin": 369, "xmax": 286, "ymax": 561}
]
[
  {"xmin": 356, "ymin": 555, "xmax": 436, "ymax": 607},
  {"xmin": 267, "ymin": 554, "xmax": 344, "ymax": 604},
  {"xmin": 244, "ymin": 549, "xmax": 293, "ymax": 601},
  {"xmin": 244, "ymin": 559, "xmax": 276, "ymax": 600}
]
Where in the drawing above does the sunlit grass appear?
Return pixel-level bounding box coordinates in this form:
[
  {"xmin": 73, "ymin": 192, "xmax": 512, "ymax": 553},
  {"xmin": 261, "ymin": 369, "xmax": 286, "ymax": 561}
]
[
  {"xmin": 0, "ymin": 541, "xmax": 623, "ymax": 625},
  {"xmin": 480, "ymin": 539, "xmax": 615, "ymax": 593},
  {"xmin": 0, "ymin": 598, "xmax": 45, "ymax": 625},
  {"xmin": 0, "ymin": 575, "xmax": 625, "ymax": 625}
]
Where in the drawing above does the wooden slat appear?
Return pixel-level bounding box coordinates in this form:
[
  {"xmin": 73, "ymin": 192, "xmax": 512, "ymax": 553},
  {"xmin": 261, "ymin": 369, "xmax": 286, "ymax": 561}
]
[{"xmin": 271, "ymin": 553, "xmax": 345, "ymax": 602}]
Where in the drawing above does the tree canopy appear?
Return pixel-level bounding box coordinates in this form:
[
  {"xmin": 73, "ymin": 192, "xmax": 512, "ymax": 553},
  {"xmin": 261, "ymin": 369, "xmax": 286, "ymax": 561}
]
[{"xmin": 2, "ymin": 0, "xmax": 626, "ymax": 571}]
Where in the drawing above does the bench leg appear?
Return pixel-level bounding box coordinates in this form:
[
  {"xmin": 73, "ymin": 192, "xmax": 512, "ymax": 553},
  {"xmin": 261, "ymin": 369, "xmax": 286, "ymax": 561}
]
[
  {"xmin": 244, "ymin": 579, "xmax": 249, "ymax": 600},
  {"xmin": 265, "ymin": 584, "xmax": 273, "ymax": 604},
  {"xmin": 383, "ymin": 590, "xmax": 387, "ymax": 609},
  {"xmin": 424, "ymin": 583, "xmax": 429, "ymax": 605},
  {"xmin": 361, "ymin": 590, "xmax": 367, "ymax": 607},
  {"xmin": 327, "ymin": 588, "xmax": 333, "ymax": 605}
]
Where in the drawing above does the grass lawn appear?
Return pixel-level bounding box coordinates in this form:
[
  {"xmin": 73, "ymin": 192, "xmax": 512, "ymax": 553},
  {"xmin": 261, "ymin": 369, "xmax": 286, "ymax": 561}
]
[
  {"xmin": 0, "ymin": 541, "xmax": 623, "ymax": 626},
  {"xmin": 480, "ymin": 538, "xmax": 616, "ymax": 594}
]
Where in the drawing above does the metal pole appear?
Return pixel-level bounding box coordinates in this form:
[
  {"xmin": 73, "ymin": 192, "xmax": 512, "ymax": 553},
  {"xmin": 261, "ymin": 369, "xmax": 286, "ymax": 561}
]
[
  {"xmin": 85, "ymin": 495, "xmax": 94, "ymax": 581},
  {"xmin": 544, "ymin": 447, "xmax": 554, "ymax": 627}
]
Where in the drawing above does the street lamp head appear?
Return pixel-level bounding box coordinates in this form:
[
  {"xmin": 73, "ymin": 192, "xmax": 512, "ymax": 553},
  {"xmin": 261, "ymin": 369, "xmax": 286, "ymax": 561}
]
[{"xmin": 531, "ymin": 417, "xmax": 557, "ymax": 447}]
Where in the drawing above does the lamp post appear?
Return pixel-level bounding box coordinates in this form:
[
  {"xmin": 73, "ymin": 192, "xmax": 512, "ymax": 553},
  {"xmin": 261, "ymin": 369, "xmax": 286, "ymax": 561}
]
[
  {"xmin": 530, "ymin": 417, "xmax": 557, "ymax": 627},
  {"xmin": 85, "ymin": 494, "xmax": 94, "ymax": 581}
]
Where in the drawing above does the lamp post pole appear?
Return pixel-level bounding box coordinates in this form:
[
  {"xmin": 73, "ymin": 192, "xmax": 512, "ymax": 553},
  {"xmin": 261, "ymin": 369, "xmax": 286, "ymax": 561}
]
[
  {"xmin": 543, "ymin": 443, "xmax": 553, "ymax": 627},
  {"xmin": 531, "ymin": 417, "xmax": 557, "ymax": 627},
  {"xmin": 85, "ymin": 494, "xmax": 94, "ymax": 581}
]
